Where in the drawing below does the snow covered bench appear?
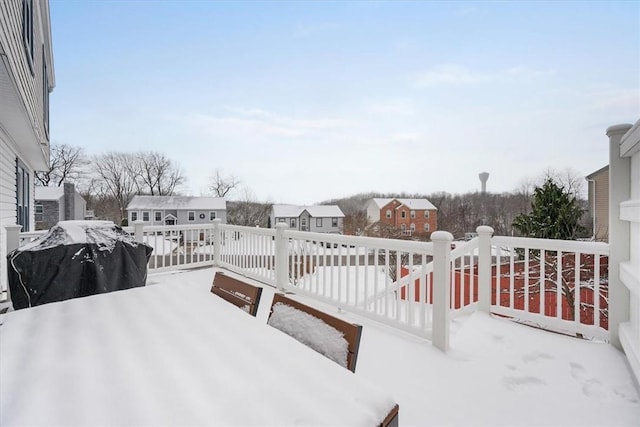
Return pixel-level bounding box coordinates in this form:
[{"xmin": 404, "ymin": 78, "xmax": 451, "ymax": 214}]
[
  {"xmin": 268, "ymin": 293, "xmax": 363, "ymax": 373},
  {"xmin": 211, "ymin": 272, "xmax": 263, "ymax": 316}
]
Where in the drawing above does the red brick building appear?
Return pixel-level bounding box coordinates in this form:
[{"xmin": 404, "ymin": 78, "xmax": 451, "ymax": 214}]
[{"xmin": 366, "ymin": 198, "xmax": 438, "ymax": 238}]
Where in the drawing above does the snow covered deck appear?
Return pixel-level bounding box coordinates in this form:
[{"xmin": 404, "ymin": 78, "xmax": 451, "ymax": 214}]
[
  {"xmin": 147, "ymin": 268, "xmax": 639, "ymax": 426},
  {"xmin": 0, "ymin": 269, "xmax": 396, "ymax": 425},
  {"xmin": 1, "ymin": 265, "xmax": 638, "ymax": 425}
]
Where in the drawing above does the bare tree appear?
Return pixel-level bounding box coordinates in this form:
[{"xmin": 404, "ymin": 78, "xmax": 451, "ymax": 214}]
[
  {"xmin": 227, "ymin": 187, "xmax": 272, "ymax": 227},
  {"xmin": 541, "ymin": 167, "xmax": 585, "ymax": 198},
  {"xmin": 343, "ymin": 210, "xmax": 369, "ymax": 235},
  {"xmin": 209, "ymin": 169, "xmax": 240, "ymax": 198},
  {"xmin": 35, "ymin": 143, "xmax": 87, "ymax": 186},
  {"xmin": 133, "ymin": 151, "xmax": 185, "ymax": 195},
  {"xmin": 92, "ymin": 152, "xmax": 138, "ymax": 223}
]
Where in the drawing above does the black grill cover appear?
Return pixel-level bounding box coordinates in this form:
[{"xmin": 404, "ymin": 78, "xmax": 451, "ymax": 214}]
[{"xmin": 7, "ymin": 221, "xmax": 153, "ymax": 310}]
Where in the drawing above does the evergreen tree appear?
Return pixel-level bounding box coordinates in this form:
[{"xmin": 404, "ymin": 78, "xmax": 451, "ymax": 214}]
[{"xmin": 512, "ymin": 178, "xmax": 585, "ymax": 240}]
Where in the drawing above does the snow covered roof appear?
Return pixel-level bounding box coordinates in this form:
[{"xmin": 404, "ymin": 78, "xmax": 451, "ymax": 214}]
[
  {"xmin": 127, "ymin": 196, "xmax": 226, "ymax": 211},
  {"xmin": 35, "ymin": 186, "xmax": 64, "ymax": 201},
  {"xmin": 304, "ymin": 205, "xmax": 345, "ymax": 218},
  {"xmin": 371, "ymin": 198, "xmax": 437, "ymax": 210},
  {"xmin": 272, "ymin": 204, "xmax": 344, "ymax": 218},
  {"xmin": 272, "ymin": 204, "xmax": 303, "ymax": 218}
]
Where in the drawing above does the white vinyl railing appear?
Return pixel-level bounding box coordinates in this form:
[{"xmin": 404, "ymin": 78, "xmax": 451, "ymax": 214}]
[
  {"xmin": 9, "ymin": 220, "xmax": 611, "ymax": 348},
  {"xmin": 284, "ymin": 229, "xmax": 437, "ymax": 338},
  {"xmin": 489, "ymin": 236, "xmax": 609, "ymax": 340}
]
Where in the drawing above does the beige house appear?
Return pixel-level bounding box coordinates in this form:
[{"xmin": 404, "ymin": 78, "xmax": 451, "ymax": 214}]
[{"xmin": 586, "ymin": 165, "xmax": 609, "ymax": 241}]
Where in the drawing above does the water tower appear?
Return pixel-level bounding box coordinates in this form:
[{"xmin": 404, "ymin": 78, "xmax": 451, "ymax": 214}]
[{"xmin": 479, "ymin": 172, "xmax": 489, "ymax": 193}]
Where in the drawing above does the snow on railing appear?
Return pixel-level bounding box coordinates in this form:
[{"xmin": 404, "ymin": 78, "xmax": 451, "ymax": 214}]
[
  {"xmin": 18, "ymin": 230, "xmax": 47, "ymax": 246},
  {"xmin": 9, "ymin": 221, "xmax": 611, "ymax": 345}
]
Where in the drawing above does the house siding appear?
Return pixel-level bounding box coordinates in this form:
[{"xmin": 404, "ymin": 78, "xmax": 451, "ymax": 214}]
[
  {"xmin": 1, "ymin": 0, "xmax": 53, "ymax": 297},
  {"xmin": 309, "ymin": 216, "xmax": 343, "ymax": 233},
  {"xmin": 129, "ymin": 209, "xmax": 227, "ymax": 225},
  {"xmin": 366, "ymin": 200, "xmax": 381, "ymax": 223},
  {"xmin": 0, "ymin": 130, "xmax": 36, "ymax": 297},
  {"xmin": 590, "ymin": 168, "xmax": 609, "ymax": 241},
  {"xmin": 36, "ymin": 199, "xmax": 58, "ymax": 230},
  {"xmin": 0, "ymin": 0, "xmax": 52, "ymax": 154}
]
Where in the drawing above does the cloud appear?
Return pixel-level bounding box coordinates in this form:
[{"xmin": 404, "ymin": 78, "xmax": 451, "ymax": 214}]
[
  {"xmin": 367, "ymin": 99, "xmax": 415, "ymax": 116},
  {"xmin": 414, "ymin": 64, "xmax": 553, "ymax": 87},
  {"xmin": 179, "ymin": 107, "xmax": 352, "ymax": 139}
]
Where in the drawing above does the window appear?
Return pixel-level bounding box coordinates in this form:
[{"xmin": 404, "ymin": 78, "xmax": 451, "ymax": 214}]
[
  {"xmin": 142, "ymin": 211, "xmax": 150, "ymax": 222},
  {"xmin": 188, "ymin": 211, "xmax": 195, "ymax": 221},
  {"xmin": 35, "ymin": 203, "xmax": 43, "ymax": 222},
  {"xmin": 154, "ymin": 211, "xmax": 162, "ymax": 222},
  {"xmin": 16, "ymin": 161, "xmax": 30, "ymax": 231},
  {"xmin": 42, "ymin": 52, "xmax": 50, "ymax": 137},
  {"xmin": 410, "ymin": 210, "xmax": 415, "ymax": 219},
  {"xmin": 410, "ymin": 223, "xmax": 416, "ymax": 233},
  {"xmin": 424, "ymin": 211, "xmax": 430, "ymax": 218},
  {"xmin": 131, "ymin": 212, "xmax": 138, "ymax": 222},
  {"xmin": 210, "ymin": 211, "xmax": 216, "ymax": 221},
  {"xmin": 385, "ymin": 209, "xmax": 392, "ymax": 219},
  {"xmin": 301, "ymin": 218, "xmax": 307, "ymax": 227},
  {"xmin": 332, "ymin": 217, "xmax": 338, "ymax": 227},
  {"xmin": 424, "ymin": 223, "xmax": 430, "ymax": 232},
  {"xmin": 401, "ymin": 211, "xmax": 406, "ymax": 219},
  {"xmin": 316, "ymin": 218, "xmax": 323, "ymax": 227},
  {"xmin": 290, "ymin": 218, "xmax": 296, "ymax": 228},
  {"xmin": 401, "ymin": 224, "xmax": 407, "ymax": 233},
  {"xmin": 22, "ymin": 0, "xmax": 34, "ymax": 70},
  {"xmin": 278, "ymin": 218, "xmax": 285, "ymax": 223}
]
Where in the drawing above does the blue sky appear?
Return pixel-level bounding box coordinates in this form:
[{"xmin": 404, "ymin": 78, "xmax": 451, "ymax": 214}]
[{"xmin": 49, "ymin": 1, "xmax": 639, "ymax": 204}]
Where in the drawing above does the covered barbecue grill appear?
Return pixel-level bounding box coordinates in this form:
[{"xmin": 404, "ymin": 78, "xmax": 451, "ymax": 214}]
[{"xmin": 7, "ymin": 221, "xmax": 153, "ymax": 310}]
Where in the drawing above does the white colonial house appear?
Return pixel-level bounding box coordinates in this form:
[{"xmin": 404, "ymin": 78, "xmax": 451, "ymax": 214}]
[
  {"xmin": 1, "ymin": 0, "xmax": 55, "ymax": 296},
  {"xmin": 126, "ymin": 195, "xmax": 227, "ymax": 226},
  {"xmin": 270, "ymin": 204, "xmax": 344, "ymax": 234}
]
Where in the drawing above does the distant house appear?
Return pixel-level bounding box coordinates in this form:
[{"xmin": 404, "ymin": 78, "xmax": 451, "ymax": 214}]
[
  {"xmin": 34, "ymin": 183, "xmax": 86, "ymax": 230},
  {"xmin": 586, "ymin": 165, "xmax": 609, "ymax": 241},
  {"xmin": 270, "ymin": 204, "xmax": 344, "ymax": 234},
  {"xmin": 126, "ymin": 196, "xmax": 227, "ymax": 226},
  {"xmin": 366, "ymin": 198, "xmax": 438, "ymax": 238}
]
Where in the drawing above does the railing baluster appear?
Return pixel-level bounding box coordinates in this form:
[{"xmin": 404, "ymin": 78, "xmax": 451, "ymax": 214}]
[
  {"xmin": 574, "ymin": 252, "xmax": 580, "ymax": 326},
  {"xmin": 540, "ymin": 249, "xmax": 546, "ymax": 317},
  {"xmin": 556, "ymin": 250, "xmax": 562, "ymax": 321}
]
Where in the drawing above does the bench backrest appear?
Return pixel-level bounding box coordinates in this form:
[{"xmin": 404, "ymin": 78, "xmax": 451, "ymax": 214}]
[
  {"xmin": 211, "ymin": 272, "xmax": 263, "ymax": 317},
  {"xmin": 269, "ymin": 293, "xmax": 363, "ymax": 373}
]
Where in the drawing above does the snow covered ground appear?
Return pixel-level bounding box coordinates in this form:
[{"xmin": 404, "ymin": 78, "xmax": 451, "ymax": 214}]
[{"xmin": 149, "ymin": 267, "xmax": 640, "ymax": 426}]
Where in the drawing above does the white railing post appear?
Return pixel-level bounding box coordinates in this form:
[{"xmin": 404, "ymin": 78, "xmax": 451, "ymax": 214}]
[
  {"xmin": 133, "ymin": 221, "xmax": 145, "ymax": 243},
  {"xmin": 607, "ymin": 123, "xmax": 633, "ymax": 350},
  {"xmin": 6, "ymin": 224, "xmax": 21, "ymax": 253},
  {"xmin": 275, "ymin": 223, "xmax": 290, "ymax": 292},
  {"xmin": 4, "ymin": 224, "xmax": 22, "ymax": 305},
  {"xmin": 432, "ymin": 231, "xmax": 453, "ymax": 352},
  {"xmin": 477, "ymin": 225, "xmax": 494, "ymax": 313},
  {"xmin": 213, "ymin": 219, "xmax": 222, "ymax": 267}
]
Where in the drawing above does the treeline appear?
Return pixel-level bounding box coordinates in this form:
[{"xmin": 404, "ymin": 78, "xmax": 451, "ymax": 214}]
[
  {"xmin": 41, "ymin": 144, "xmax": 591, "ymax": 238},
  {"xmin": 38, "ymin": 144, "xmax": 275, "ymax": 227},
  {"xmin": 322, "ymin": 189, "xmax": 591, "ymax": 239}
]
